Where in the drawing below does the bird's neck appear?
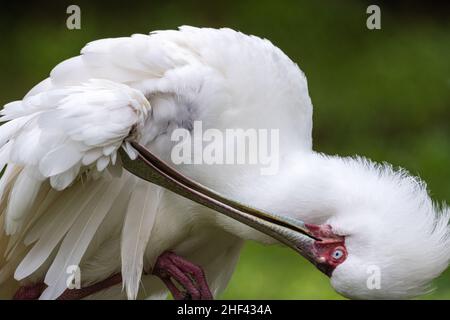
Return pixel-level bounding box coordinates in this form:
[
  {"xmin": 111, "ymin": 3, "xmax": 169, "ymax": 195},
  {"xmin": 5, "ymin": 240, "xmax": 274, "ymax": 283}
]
[{"xmin": 212, "ymin": 152, "xmax": 371, "ymax": 244}]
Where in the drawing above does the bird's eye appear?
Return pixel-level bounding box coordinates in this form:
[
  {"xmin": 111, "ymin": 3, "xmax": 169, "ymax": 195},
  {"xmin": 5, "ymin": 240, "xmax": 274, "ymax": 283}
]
[{"xmin": 331, "ymin": 249, "xmax": 344, "ymax": 260}]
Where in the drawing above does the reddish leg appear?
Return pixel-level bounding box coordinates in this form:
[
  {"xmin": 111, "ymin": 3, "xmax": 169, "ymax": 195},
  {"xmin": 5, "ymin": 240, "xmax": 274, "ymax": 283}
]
[
  {"xmin": 13, "ymin": 273, "xmax": 122, "ymax": 300},
  {"xmin": 13, "ymin": 283, "xmax": 46, "ymax": 300},
  {"xmin": 152, "ymin": 251, "xmax": 213, "ymax": 300},
  {"xmin": 13, "ymin": 252, "xmax": 212, "ymax": 300}
]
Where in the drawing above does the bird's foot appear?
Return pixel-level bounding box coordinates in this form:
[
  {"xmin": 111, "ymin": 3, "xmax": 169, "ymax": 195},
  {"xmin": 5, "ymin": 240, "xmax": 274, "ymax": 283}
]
[
  {"xmin": 13, "ymin": 273, "xmax": 122, "ymax": 300},
  {"xmin": 152, "ymin": 251, "xmax": 213, "ymax": 300}
]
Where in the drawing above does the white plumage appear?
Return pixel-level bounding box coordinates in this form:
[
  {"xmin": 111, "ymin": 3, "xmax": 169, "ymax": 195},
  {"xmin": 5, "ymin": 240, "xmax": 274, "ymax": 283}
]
[
  {"xmin": 0, "ymin": 79, "xmax": 150, "ymax": 237},
  {"xmin": 121, "ymin": 180, "xmax": 161, "ymax": 300},
  {"xmin": 0, "ymin": 26, "xmax": 448, "ymax": 300}
]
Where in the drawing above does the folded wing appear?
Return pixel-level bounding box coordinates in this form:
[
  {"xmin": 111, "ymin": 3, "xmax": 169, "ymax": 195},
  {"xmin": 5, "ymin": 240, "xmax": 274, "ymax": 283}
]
[{"xmin": 0, "ymin": 79, "xmax": 151, "ymax": 235}]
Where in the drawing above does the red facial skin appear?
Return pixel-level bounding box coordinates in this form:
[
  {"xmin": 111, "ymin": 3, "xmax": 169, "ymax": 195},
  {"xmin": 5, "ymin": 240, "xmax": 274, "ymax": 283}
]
[{"xmin": 305, "ymin": 224, "xmax": 347, "ymax": 276}]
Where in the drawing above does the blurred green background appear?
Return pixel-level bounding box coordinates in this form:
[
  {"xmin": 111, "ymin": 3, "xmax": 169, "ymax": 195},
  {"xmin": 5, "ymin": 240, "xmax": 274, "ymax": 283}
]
[{"xmin": 0, "ymin": 1, "xmax": 449, "ymax": 299}]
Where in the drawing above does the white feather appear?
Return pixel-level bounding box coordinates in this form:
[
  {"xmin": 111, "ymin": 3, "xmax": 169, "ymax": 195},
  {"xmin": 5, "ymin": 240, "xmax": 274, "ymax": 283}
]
[
  {"xmin": 121, "ymin": 181, "xmax": 160, "ymax": 299},
  {"xmin": 5, "ymin": 169, "xmax": 42, "ymax": 235},
  {"xmin": 0, "ymin": 164, "xmax": 18, "ymax": 203},
  {"xmin": 40, "ymin": 181, "xmax": 122, "ymax": 299},
  {"xmin": 23, "ymin": 189, "xmax": 64, "ymax": 246},
  {"xmin": 39, "ymin": 144, "xmax": 82, "ymax": 178},
  {"xmin": 0, "ymin": 115, "xmax": 34, "ymax": 144},
  {"xmin": 3, "ymin": 183, "xmax": 52, "ymax": 259},
  {"xmin": 49, "ymin": 164, "xmax": 81, "ymax": 191},
  {"xmin": 14, "ymin": 180, "xmax": 103, "ymax": 280},
  {"xmin": 0, "ymin": 141, "xmax": 12, "ymax": 173}
]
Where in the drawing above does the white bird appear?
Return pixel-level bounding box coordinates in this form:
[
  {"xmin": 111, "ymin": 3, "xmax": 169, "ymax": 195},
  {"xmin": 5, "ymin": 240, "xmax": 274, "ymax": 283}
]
[{"xmin": 0, "ymin": 26, "xmax": 448, "ymax": 300}]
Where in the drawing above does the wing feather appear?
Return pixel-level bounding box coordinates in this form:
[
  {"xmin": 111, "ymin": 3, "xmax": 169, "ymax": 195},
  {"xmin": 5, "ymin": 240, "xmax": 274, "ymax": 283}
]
[
  {"xmin": 121, "ymin": 181, "xmax": 161, "ymax": 299},
  {"xmin": 14, "ymin": 180, "xmax": 103, "ymax": 280},
  {"xmin": 0, "ymin": 79, "xmax": 151, "ymax": 234},
  {"xmin": 5, "ymin": 169, "xmax": 42, "ymax": 235},
  {"xmin": 40, "ymin": 180, "xmax": 123, "ymax": 299}
]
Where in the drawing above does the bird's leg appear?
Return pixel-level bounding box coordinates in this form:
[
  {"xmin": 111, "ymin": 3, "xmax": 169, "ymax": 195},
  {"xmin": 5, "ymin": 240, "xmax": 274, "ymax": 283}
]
[
  {"xmin": 152, "ymin": 251, "xmax": 213, "ymax": 300},
  {"xmin": 13, "ymin": 283, "xmax": 46, "ymax": 300},
  {"xmin": 57, "ymin": 273, "xmax": 122, "ymax": 300},
  {"xmin": 13, "ymin": 273, "xmax": 122, "ymax": 300},
  {"xmin": 14, "ymin": 252, "xmax": 213, "ymax": 300}
]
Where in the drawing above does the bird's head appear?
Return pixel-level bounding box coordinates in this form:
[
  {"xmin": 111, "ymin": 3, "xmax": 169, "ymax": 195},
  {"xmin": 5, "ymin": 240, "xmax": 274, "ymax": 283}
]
[
  {"xmin": 287, "ymin": 158, "xmax": 450, "ymax": 299},
  {"xmin": 298, "ymin": 216, "xmax": 449, "ymax": 299}
]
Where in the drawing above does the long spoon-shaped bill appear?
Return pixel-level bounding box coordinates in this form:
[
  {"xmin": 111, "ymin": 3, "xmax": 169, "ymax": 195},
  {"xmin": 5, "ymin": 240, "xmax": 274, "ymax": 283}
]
[{"xmin": 119, "ymin": 141, "xmax": 319, "ymax": 262}]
